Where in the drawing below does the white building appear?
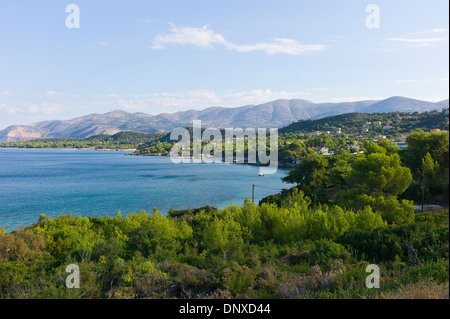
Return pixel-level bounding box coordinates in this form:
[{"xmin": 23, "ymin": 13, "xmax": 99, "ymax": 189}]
[{"xmin": 392, "ymin": 142, "xmax": 408, "ymax": 150}]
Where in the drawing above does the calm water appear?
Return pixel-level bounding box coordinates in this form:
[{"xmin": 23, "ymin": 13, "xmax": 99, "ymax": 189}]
[{"xmin": 0, "ymin": 148, "xmax": 289, "ymax": 231}]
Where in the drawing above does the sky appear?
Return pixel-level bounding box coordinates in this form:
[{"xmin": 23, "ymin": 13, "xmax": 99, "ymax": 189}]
[{"xmin": 0, "ymin": 0, "xmax": 449, "ymax": 129}]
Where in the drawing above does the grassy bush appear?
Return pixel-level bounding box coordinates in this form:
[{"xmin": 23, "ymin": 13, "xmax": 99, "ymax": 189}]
[
  {"xmin": 338, "ymin": 223, "xmax": 449, "ymax": 264},
  {"xmin": 0, "ymin": 196, "xmax": 448, "ymax": 299}
]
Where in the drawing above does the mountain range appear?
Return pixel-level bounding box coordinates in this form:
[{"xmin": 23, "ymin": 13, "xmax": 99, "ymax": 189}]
[{"xmin": 0, "ymin": 96, "xmax": 448, "ymax": 142}]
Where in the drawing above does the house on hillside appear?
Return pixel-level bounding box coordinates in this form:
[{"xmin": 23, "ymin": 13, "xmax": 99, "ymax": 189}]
[
  {"xmin": 330, "ymin": 127, "xmax": 342, "ymax": 134},
  {"xmin": 316, "ymin": 147, "xmax": 334, "ymax": 156},
  {"xmin": 392, "ymin": 142, "xmax": 408, "ymax": 150},
  {"xmin": 345, "ymin": 144, "xmax": 360, "ymax": 152}
]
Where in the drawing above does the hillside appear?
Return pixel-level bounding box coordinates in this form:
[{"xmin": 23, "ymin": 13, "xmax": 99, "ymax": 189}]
[
  {"xmin": 2, "ymin": 110, "xmax": 449, "ymax": 152},
  {"xmin": 0, "ymin": 96, "xmax": 447, "ymax": 142},
  {"xmin": 0, "ymin": 131, "xmax": 168, "ymax": 150},
  {"xmin": 280, "ymin": 110, "xmax": 449, "ymax": 135}
]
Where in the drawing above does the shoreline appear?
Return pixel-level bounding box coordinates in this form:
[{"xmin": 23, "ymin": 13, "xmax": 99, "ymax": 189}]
[
  {"xmin": 0, "ymin": 146, "xmax": 136, "ymax": 152},
  {"xmin": 0, "ymin": 146, "xmax": 295, "ymax": 168},
  {"xmin": 129, "ymin": 151, "xmax": 296, "ymax": 168}
]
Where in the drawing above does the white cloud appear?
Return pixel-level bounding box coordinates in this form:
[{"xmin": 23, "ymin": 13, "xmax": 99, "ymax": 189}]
[
  {"xmin": 32, "ymin": 102, "xmax": 61, "ymax": 115},
  {"xmin": 89, "ymin": 41, "xmax": 111, "ymax": 47},
  {"xmin": 424, "ymin": 97, "xmax": 449, "ymax": 103},
  {"xmin": 386, "ymin": 37, "xmax": 446, "ymax": 43},
  {"xmin": 94, "ymin": 89, "xmax": 310, "ymax": 113},
  {"xmin": 395, "ymin": 79, "xmax": 419, "ymax": 84},
  {"xmin": 0, "ymin": 90, "xmax": 76, "ymax": 118},
  {"xmin": 379, "ymin": 30, "xmax": 448, "ymax": 51},
  {"xmin": 152, "ymin": 25, "xmax": 227, "ymax": 49},
  {"xmin": 0, "ymin": 101, "xmax": 62, "ymax": 116},
  {"xmin": 324, "ymin": 97, "xmax": 385, "ymax": 103},
  {"xmin": 0, "ymin": 91, "xmax": 14, "ymax": 97},
  {"xmin": 219, "ymin": 89, "xmax": 304, "ymax": 105},
  {"xmin": 415, "ymin": 28, "xmax": 449, "ymax": 34},
  {"xmin": 151, "ymin": 24, "xmax": 327, "ymax": 55},
  {"xmin": 372, "ymin": 47, "xmax": 400, "ymax": 52},
  {"xmin": 430, "ymin": 28, "xmax": 449, "ymax": 33},
  {"xmin": 45, "ymin": 91, "xmax": 79, "ymax": 98},
  {"xmin": 395, "ymin": 77, "xmax": 449, "ymax": 85},
  {"xmin": 226, "ymin": 38, "xmax": 326, "ymax": 55},
  {"xmin": 92, "ymin": 93, "xmax": 122, "ymax": 98},
  {"xmin": 0, "ymin": 104, "xmax": 21, "ymax": 115}
]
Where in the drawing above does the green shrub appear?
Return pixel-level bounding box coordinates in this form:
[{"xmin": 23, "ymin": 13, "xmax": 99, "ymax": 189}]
[
  {"xmin": 310, "ymin": 239, "xmax": 351, "ymax": 265},
  {"xmin": 92, "ymin": 238, "xmax": 124, "ymax": 261},
  {"xmin": 222, "ymin": 263, "xmax": 255, "ymax": 297},
  {"xmin": 415, "ymin": 210, "xmax": 449, "ymax": 227},
  {"xmin": 338, "ymin": 223, "xmax": 449, "ymax": 264}
]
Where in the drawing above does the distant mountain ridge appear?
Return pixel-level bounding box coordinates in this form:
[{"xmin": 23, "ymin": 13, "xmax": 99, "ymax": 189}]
[{"xmin": 0, "ymin": 96, "xmax": 447, "ymax": 142}]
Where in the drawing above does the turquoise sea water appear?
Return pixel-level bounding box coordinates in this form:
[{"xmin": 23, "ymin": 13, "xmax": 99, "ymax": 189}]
[{"xmin": 0, "ymin": 148, "xmax": 289, "ymax": 231}]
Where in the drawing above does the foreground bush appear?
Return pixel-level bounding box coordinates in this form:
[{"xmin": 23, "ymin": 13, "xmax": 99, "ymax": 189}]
[{"xmin": 0, "ymin": 197, "xmax": 448, "ymax": 299}]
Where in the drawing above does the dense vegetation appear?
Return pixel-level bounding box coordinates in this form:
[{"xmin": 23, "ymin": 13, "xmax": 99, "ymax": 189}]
[
  {"xmin": 280, "ymin": 110, "xmax": 449, "ymax": 137},
  {"xmin": 1, "ymin": 135, "xmax": 448, "ymax": 299},
  {"xmin": 0, "ymin": 131, "xmax": 168, "ymax": 150},
  {"xmin": 0, "ymin": 196, "xmax": 447, "ymax": 299},
  {"xmin": 268, "ymin": 131, "xmax": 449, "ymax": 209},
  {"xmin": 0, "ymin": 111, "xmax": 448, "ymax": 299}
]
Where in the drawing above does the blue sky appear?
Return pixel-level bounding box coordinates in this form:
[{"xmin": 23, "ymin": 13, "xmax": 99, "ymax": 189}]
[{"xmin": 0, "ymin": 0, "xmax": 448, "ymax": 129}]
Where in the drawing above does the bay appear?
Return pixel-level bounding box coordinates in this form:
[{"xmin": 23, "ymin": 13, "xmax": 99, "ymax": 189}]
[{"xmin": 0, "ymin": 148, "xmax": 289, "ymax": 231}]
